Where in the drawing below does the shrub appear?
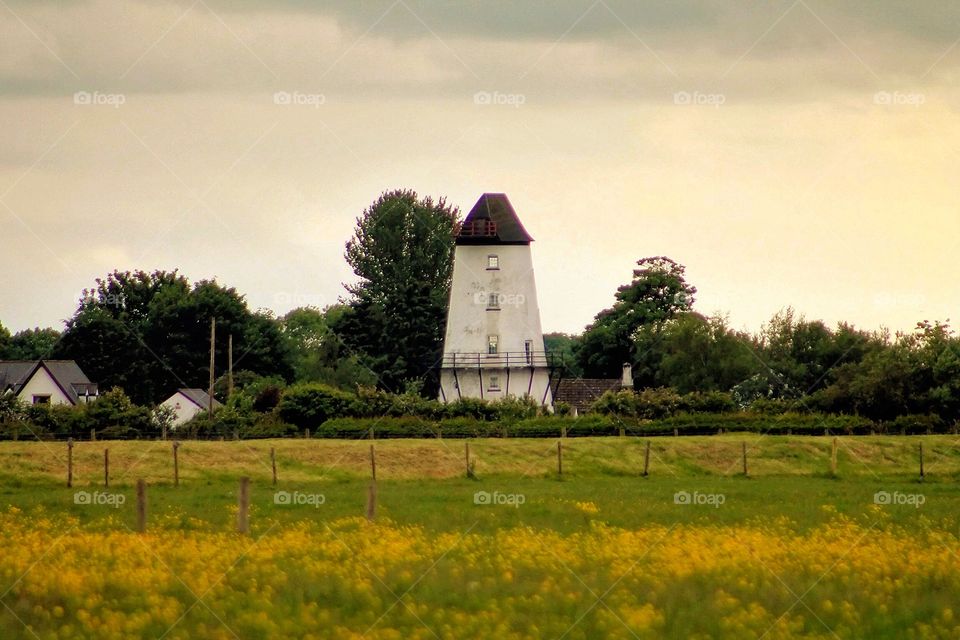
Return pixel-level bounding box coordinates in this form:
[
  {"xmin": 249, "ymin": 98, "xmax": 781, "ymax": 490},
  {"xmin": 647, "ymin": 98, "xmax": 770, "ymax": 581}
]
[
  {"xmin": 243, "ymin": 413, "xmax": 299, "ymax": 439},
  {"xmin": 590, "ymin": 390, "xmax": 637, "ymax": 417},
  {"xmin": 439, "ymin": 417, "xmax": 506, "ymax": 438},
  {"xmin": 24, "ymin": 403, "xmax": 84, "ymax": 437},
  {"xmin": 86, "ymin": 388, "xmax": 153, "ymax": 436},
  {"xmin": 512, "ymin": 415, "xmax": 620, "ymax": 438},
  {"xmin": 252, "ymin": 386, "xmax": 283, "ymax": 413},
  {"xmin": 316, "ymin": 417, "xmax": 438, "ymax": 439},
  {"xmin": 682, "ymin": 391, "xmax": 736, "ymax": 414},
  {"xmin": 885, "ymin": 414, "xmax": 945, "ymax": 435},
  {"xmin": 177, "ymin": 407, "xmax": 253, "ymax": 439},
  {"xmin": 277, "ymin": 384, "xmax": 356, "ymax": 429}
]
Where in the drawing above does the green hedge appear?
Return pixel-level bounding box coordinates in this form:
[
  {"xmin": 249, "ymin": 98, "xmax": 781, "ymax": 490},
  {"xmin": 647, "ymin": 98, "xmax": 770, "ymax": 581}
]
[{"xmin": 309, "ymin": 412, "xmax": 909, "ymax": 439}]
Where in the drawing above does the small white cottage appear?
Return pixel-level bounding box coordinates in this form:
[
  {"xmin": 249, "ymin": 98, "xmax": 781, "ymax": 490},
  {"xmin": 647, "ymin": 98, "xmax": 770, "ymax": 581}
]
[
  {"xmin": 160, "ymin": 388, "xmax": 222, "ymax": 426},
  {"xmin": 0, "ymin": 360, "xmax": 98, "ymax": 406}
]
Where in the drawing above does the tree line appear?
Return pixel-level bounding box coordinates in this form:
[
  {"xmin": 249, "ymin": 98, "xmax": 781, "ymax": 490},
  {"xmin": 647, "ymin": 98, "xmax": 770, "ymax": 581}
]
[{"xmin": 2, "ymin": 188, "xmax": 956, "ymax": 426}]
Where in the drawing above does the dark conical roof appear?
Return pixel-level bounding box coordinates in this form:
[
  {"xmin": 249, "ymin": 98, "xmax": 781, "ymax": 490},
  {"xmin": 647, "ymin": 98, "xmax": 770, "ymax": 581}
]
[{"xmin": 456, "ymin": 193, "xmax": 534, "ymax": 245}]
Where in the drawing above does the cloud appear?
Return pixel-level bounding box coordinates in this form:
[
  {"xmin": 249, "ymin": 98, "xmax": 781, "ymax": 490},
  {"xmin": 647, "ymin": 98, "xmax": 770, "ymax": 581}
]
[{"xmin": 3, "ymin": 0, "xmax": 960, "ymax": 105}]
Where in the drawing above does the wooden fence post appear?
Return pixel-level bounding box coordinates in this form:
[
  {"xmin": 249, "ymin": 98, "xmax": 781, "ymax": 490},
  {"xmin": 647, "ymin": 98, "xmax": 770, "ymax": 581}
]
[
  {"xmin": 643, "ymin": 440, "xmax": 651, "ymax": 477},
  {"xmin": 366, "ymin": 481, "xmax": 377, "ymax": 521},
  {"xmin": 919, "ymin": 442, "xmax": 925, "ymax": 481},
  {"xmin": 67, "ymin": 438, "xmax": 74, "ymax": 488},
  {"xmin": 561, "ymin": 424, "xmax": 567, "ymax": 439},
  {"xmin": 305, "ymin": 428, "xmax": 310, "ymax": 439},
  {"xmin": 104, "ymin": 448, "xmax": 109, "ymax": 488},
  {"xmin": 136, "ymin": 479, "xmax": 147, "ymax": 533},
  {"xmin": 237, "ymin": 477, "xmax": 250, "ymax": 534},
  {"xmin": 366, "ymin": 442, "xmax": 377, "ymax": 520},
  {"xmin": 271, "ymin": 447, "xmax": 277, "ymax": 485},
  {"xmin": 465, "ymin": 441, "xmax": 473, "ymax": 478},
  {"xmin": 162, "ymin": 424, "xmax": 167, "ymax": 441},
  {"xmin": 90, "ymin": 428, "xmax": 96, "ymax": 442},
  {"xmin": 741, "ymin": 441, "xmax": 748, "ymax": 477},
  {"xmin": 673, "ymin": 428, "xmax": 679, "ymax": 437},
  {"xmin": 557, "ymin": 440, "xmax": 563, "ymax": 477},
  {"xmin": 830, "ymin": 437, "xmax": 838, "ymax": 477},
  {"xmin": 173, "ymin": 441, "xmax": 180, "ymax": 487}
]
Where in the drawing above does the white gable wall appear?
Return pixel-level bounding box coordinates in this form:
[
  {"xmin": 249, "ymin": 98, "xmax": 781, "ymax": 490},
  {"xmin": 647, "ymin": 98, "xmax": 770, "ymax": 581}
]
[
  {"xmin": 160, "ymin": 392, "xmax": 203, "ymax": 427},
  {"xmin": 17, "ymin": 367, "xmax": 74, "ymax": 406}
]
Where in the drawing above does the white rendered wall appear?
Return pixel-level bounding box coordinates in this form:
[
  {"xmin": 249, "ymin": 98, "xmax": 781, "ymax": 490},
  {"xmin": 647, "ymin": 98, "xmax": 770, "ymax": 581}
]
[
  {"xmin": 439, "ymin": 244, "xmax": 553, "ymax": 407},
  {"xmin": 160, "ymin": 393, "xmax": 203, "ymax": 427},
  {"xmin": 17, "ymin": 369, "xmax": 74, "ymax": 406}
]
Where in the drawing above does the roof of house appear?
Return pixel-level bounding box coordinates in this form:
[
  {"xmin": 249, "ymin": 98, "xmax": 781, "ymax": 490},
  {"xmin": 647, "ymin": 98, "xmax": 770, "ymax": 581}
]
[
  {"xmin": 552, "ymin": 377, "xmax": 624, "ymax": 414},
  {"xmin": 456, "ymin": 193, "xmax": 534, "ymax": 245},
  {"xmin": 174, "ymin": 388, "xmax": 223, "ymax": 410},
  {"xmin": 0, "ymin": 360, "xmax": 98, "ymax": 405}
]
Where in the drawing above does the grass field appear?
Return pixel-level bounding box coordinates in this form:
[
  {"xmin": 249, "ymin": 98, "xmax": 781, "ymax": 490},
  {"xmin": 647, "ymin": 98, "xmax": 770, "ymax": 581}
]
[{"xmin": 1, "ymin": 435, "xmax": 959, "ymax": 638}]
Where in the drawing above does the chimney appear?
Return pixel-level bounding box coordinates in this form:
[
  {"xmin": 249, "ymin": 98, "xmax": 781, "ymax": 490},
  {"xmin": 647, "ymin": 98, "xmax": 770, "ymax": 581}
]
[{"xmin": 621, "ymin": 363, "xmax": 633, "ymax": 389}]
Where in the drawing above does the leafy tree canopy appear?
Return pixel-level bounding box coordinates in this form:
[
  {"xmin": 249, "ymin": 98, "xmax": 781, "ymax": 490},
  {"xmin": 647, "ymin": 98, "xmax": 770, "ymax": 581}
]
[
  {"xmin": 577, "ymin": 256, "xmax": 697, "ymax": 379},
  {"xmin": 338, "ymin": 189, "xmax": 460, "ymax": 393},
  {"xmin": 54, "ymin": 269, "xmax": 293, "ymax": 405}
]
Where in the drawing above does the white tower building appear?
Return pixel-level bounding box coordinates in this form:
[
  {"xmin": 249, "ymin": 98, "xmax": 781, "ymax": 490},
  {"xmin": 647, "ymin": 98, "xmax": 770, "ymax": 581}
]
[{"xmin": 438, "ymin": 193, "xmax": 554, "ymax": 409}]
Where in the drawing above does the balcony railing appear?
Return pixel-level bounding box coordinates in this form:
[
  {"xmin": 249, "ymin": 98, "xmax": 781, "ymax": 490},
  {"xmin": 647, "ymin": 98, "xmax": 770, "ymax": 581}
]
[
  {"xmin": 457, "ymin": 219, "xmax": 498, "ymax": 238},
  {"xmin": 440, "ymin": 351, "xmax": 564, "ymax": 369}
]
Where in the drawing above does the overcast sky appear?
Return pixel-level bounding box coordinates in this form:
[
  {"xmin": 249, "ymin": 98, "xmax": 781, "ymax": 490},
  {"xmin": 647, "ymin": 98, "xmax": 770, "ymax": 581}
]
[{"xmin": 1, "ymin": 0, "xmax": 958, "ymax": 336}]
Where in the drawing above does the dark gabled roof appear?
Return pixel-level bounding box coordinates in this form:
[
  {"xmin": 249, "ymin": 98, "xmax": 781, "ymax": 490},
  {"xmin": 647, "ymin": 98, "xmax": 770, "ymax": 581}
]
[
  {"xmin": 552, "ymin": 377, "xmax": 623, "ymax": 414},
  {"xmin": 0, "ymin": 360, "xmax": 98, "ymax": 405},
  {"xmin": 456, "ymin": 193, "xmax": 534, "ymax": 245},
  {"xmin": 176, "ymin": 388, "xmax": 223, "ymax": 410}
]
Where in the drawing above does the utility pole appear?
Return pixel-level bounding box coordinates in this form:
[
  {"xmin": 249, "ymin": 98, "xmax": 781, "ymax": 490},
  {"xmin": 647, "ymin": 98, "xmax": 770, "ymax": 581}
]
[
  {"xmin": 208, "ymin": 318, "xmax": 216, "ymax": 415},
  {"xmin": 228, "ymin": 333, "xmax": 234, "ymax": 399}
]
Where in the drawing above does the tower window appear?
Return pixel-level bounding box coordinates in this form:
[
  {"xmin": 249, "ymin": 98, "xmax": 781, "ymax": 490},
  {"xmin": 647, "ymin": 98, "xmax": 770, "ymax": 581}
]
[
  {"xmin": 487, "ymin": 255, "xmax": 499, "ymax": 270},
  {"xmin": 525, "ymin": 340, "xmax": 533, "ymax": 363},
  {"xmin": 487, "ymin": 292, "xmax": 500, "ymax": 309},
  {"xmin": 488, "ymin": 375, "xmax": 501, "ymax": 391},
  {"xmin": 487, "ymin": 335, "xmax": 499, "ymax": 354}
]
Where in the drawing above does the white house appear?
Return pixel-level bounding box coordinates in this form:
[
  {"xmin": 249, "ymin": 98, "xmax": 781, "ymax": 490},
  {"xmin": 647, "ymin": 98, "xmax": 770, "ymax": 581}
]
[
  {"xmin": 0, "ymin": 360, "xmax": 99, "ymax": 406},
  {"xmin": 160, "ymin": 388, "xmax": 222, "ymax": 427},
  {"xmin": 438, "ymin": 193, "xmax": 554, "ymax": 410}
]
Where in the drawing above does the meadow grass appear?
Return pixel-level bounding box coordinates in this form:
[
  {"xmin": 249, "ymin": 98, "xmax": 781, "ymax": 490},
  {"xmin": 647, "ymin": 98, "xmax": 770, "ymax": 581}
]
[{"xmin": 1, "ymin": 436, "xmax": 958, "ymax": 638}]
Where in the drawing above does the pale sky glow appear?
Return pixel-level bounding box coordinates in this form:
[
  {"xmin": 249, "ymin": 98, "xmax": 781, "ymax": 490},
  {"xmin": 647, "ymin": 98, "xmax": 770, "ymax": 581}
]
[{"xmin": 2, "ymin": 0, "xmax": 959, "ymax": 335}]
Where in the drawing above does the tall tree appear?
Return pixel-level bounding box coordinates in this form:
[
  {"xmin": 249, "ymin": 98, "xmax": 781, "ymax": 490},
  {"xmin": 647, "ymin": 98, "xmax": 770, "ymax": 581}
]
[
  {"xmin": 543, "ymin": 333, "xmax": 583, "ymax": 377},
  {"xmin": 281, "ymin": 305, "xmax": 376, "ymax": 388},
  {"xmin": 653, "ymin": 313, "xmax": 759, "ymax": 393},
  {"xmin": 54, "ymin": 270, "xmax": 293, "ymax": 404},
  {"xmin": 338, "ymin": 189, "xmax": 460, "ymax": 393},
  {"xmin": 577, "ymin": 256, "xmax": 697, "ymax": 380},
  {"xmin": 3, "ymin": 328, "xmax": 61, "ymax": 360},
  {"xmin": 0, "ymin": 322, "xmax": 11, "ymax": 358}
]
